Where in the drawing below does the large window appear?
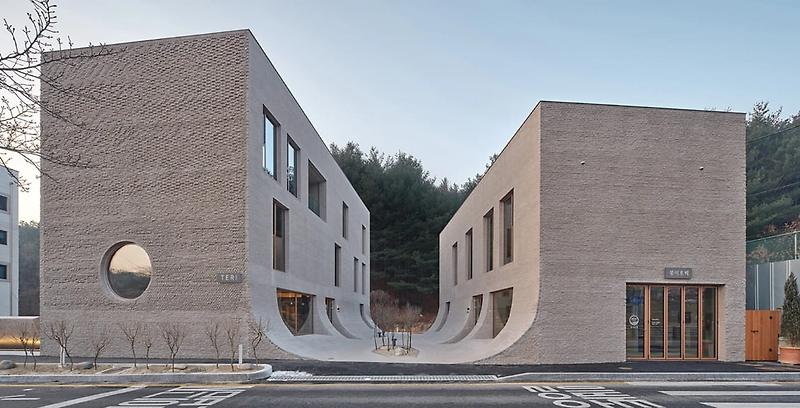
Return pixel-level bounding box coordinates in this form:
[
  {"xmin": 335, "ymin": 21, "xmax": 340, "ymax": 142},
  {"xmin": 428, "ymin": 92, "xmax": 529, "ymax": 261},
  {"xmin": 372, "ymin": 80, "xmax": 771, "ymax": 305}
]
[
  {"xmin": 452, "ymin": 243, "xmax": 458, "ymax": 286},
  {"xmin": 0, "ymin": 195, "xmax": 7, "ymax": 211},
  {"xmin": 105, "ymin": 243, "xmax": 152, "ymax": 299},
  {"xmin": 501, "ymin": 190, "xmax": 514, "ymax": 265},
  {"xmin": 273, "ymin": 200, "xmax": 287, "ymax": 271},
  {"xmin": 0, "ymin": 264, "xmax": 6, "ymax": 280},
  {"xmin": 263, "ymin": 111, "xmax": 279, "ymax": 179},
  {"xmin": 0, "ymin": 230, "xmax": 7, "ymax": 245},
  {"xmin": 287, "ymin": 137, "xmax": 299, "ymax": 196},
  {"xmin": 278, "ymin": 289, "xmax": 314, "ymax": 335},
  {"xmin": 342, "ymin": 203, "xmax": 349, "ymax": 239},
  {"xmin": 492, "ymin": 288, "xmax": 513, "ymax": 337},
  {"xmin": 484, "ymin": 209, "xmax": 494, "ymax": 272},
  {"xmin": 308, "ymin": 161, "xmax": 326, "ymax": 219},
  {"xmin": 465, "ymin": 229, "xmax": 473, "ymax": 280},
  {"xmin": 334, "ymin": 244, "xmax": 341, "ymax": 287}
]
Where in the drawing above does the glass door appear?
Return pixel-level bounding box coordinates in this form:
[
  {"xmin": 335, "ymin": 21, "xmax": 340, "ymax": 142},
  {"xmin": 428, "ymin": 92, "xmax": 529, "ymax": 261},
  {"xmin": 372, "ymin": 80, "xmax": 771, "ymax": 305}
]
[
  {"xmin": 627, "ymin": 284, "xmax": 717, "ymax": 360},
  {"xmin": 667, "ymin": 286, "xmax": 682, "ymax": 358},
  {"xmin": 649, "ymin": 286, "xmax": 665, "ymax": 358},
  {"xmin": 626, "ymin": 286, "xmax": 646, "ymax": 359}
]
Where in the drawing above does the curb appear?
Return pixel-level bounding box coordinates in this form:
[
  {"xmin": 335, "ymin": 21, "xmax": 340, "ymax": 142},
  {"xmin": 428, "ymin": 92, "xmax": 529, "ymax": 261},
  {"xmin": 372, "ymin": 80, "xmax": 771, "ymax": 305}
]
[
  {"xmin": 498, "ymin": 371, "xmax": 800, "ymax": 382},
  {"xmin": 0, "ymin": 364, "xmax": 272, "ymax": 384}
]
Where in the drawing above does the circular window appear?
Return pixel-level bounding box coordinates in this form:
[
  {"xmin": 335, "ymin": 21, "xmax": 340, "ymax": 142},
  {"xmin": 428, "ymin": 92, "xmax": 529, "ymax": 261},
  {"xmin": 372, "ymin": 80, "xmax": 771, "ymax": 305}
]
[{"xmin": 105, "ymin": 243, "xmax": 152, "ymax": 299}]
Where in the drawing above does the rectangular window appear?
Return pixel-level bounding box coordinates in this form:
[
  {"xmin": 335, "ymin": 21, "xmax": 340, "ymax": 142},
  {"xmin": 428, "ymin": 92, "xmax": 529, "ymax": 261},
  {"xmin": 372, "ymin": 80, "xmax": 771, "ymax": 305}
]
[
  {"xmin": 353, "ymin": 257, "xmax": 359, "ymax": 292},
  {"xmin": 0, "ymin": 195, "xmax": 7, "ymax": 211},
  {"xmin": 308, "ymin": 161, "xmax": 326, "ymax": 219},
  {"xmin": 361, "ymin": 262, "xmax": 367, "ymax": 295},
  {"xmin": 342, "ymin": 203, "xmax": 349, "ymax": 239},
  {"xmin": 361, "ymin": 225, "xmax": 367, "ymax": 254},
  {"xmin": 452, "ymin": 242, "xmax": 458, "ymax": 286},
  {"xmin": 0, "ymin": 230, "xmax": 7, "ymax": 246},
  {"xmin": 287, "ymin": 137, "xmax": 299, "ymax": 196},
  {"xmin": 273, "ymin": 200, "xmax": 287, "ymax": 271},
  {"xmin": 0, "ymin": 264, "xmax": 6, "ymax": 280},
  {"xmin": 465, "ymin": 229, "xmax": 473, "ymax": 280},
  {"xmin": 263, "ymin": 111, "xmax": 279, "ymax": 179},
  {"xmin": 472, "ymin": 294, "xmax": 483, "ymax": 326},
  {"xmin": 334, "ymin": 244, "xmax": 341, "ymax": 287},
  {"xmin": 484, "ymin": 209, "xmax": 494, "ymax": 271},
  {"xmin": 501, "ymin": 190, "xmax": 514, "ymax": 265}
]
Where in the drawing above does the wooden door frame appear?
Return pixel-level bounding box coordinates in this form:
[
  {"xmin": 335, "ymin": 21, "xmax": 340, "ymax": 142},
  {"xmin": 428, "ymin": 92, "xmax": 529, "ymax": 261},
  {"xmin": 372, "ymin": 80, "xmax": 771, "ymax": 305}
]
[{"xmin": 627, "ymin": 284, "xmax": 718, "ymax": 361}]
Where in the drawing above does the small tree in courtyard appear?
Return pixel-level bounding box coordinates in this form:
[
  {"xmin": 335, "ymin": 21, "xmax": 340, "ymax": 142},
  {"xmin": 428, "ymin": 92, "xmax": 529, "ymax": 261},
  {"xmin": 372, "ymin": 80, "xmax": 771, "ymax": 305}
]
[
  {"xmin": 89, "ymin": 331, "xmax": 111, "ymax": 370},
  {"xmin": 204, "ymin": 322, "xmax": 222, "ymax": 368},
  {"xmin": 119, "ymin": 321, "xmax": 141, "ymax": 367},
  {"xmin": 248, "ymin": 318, "xmax": 269, "ymax": 365},
  {"xmin": 142, "ymin": 325, "xmax": 154, "ymax": 369},
  {"xmin": 44, "ymin": 320, "xmax": 74, "ymax": 369},
  {"xmin": 782, "ymin": 272, "xmax": 800, "ymax": 346},
  {"xmin": 223, "ymin": 320, "xmax": 240, "ymax": 371},
  {"xmin": 160, "ymin": 323, "xmax": 186, "ymax": 372}
]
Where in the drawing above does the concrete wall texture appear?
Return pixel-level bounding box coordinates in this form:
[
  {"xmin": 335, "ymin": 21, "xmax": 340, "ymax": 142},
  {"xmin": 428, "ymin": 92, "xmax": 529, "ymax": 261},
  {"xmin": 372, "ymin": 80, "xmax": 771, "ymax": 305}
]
[
  {"xmin": 435, "ymin": 101, "xmax": 746, "ymax": 364},
  {"xmin": 40, "ymin": 30, "xmax": 369, "ymax": 359}
]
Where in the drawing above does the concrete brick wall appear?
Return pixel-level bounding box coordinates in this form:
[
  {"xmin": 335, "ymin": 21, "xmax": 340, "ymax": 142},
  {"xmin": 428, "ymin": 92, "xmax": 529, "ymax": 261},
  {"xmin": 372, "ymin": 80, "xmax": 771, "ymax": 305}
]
[
  {"xmin": 481, "ymin": 102, "xmax": 745, "ymax": 364},
  {"xmin": 40, "ymin": 31, "xmax": 259, "ymax": 359}
]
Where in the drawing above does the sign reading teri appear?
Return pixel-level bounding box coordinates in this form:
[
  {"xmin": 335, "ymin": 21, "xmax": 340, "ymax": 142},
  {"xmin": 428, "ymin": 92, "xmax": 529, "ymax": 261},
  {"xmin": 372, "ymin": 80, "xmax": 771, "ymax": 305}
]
[
  {"xmin": 664, "ymin": 267, "xmax": 692, "ymax": 280},
  {"xmin": 216, "ymin": 273, "xmax": 244, "ymax": 283}
]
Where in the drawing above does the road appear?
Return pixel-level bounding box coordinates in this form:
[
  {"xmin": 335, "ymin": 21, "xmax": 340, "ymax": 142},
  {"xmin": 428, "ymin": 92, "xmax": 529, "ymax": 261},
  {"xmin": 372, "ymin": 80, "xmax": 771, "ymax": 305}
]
[{"xmin": 1, "ymin": 381, "xmax": 800, "ymax": 407}]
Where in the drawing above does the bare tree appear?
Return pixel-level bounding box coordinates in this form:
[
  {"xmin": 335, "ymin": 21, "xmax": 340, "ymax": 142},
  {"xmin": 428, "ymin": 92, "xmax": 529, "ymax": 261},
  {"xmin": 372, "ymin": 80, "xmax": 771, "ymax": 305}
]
[
  {"xmin": 44, "ymin": 319, "xmax": 73, "ymax": 369},
  {"xmin": 371, "ymin": 290, "xmax": 399, "ymax": 350},
  {"xmin": 204, "ymin": 322, "xmax": 221, "ymax": 368},
  {"xmin": 399, "ymin": 303, "xmax": 421, "ymax": 351},
  {"xmin": 159, "ymin": 323, "xmax": 186, "ymax": 373},
  {"xmin": 248, "ymin": 318, "xmax": 269, "ymax": 365},
  {"xmin": 141, "ymin": 325, "xmax": 154, "ymax": 369},
  {"xmin": 1, "ymin": 0, "xmax": 108, "ymax": 188},
  {"xmin": 119, "ymin": 321, "xmax": 141, "ymax": 367},
  {"xmin": 89, "ymin": 331, "xmax": 110, "ymax": 370},
  {"xmin": 223, "ymin": 320, "xmax": 239, "ymax": 371},
  {"xmin": 13, "ymin": 320, "xmax": 35, "ymax": 368}
]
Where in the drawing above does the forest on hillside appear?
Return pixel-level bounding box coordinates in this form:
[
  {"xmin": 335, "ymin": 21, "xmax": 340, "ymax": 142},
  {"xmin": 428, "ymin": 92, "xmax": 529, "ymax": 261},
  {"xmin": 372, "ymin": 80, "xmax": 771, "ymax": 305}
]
[
  {"xmin": 330, "ymin": 143, "xmax": 494, "ymax": 312},
  {"xmin": 746, "ymin": 102, "xmax": 800, "ymax": 239}
]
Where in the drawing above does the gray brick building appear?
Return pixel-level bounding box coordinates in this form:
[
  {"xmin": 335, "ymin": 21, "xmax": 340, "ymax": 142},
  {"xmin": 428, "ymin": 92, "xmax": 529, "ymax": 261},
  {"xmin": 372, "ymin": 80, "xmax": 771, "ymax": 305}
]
[
  {"xmin": 432, "ymin": 101, "xmax": 745, "ymax": 363},
  {"xmin": 40, "ymin": 30, "xmax": 371, "ymax": 359}
]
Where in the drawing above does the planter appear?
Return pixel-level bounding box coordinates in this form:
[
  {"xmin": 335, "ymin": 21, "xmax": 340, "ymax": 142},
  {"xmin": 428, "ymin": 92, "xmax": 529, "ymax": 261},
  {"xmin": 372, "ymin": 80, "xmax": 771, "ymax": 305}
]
[{"xmin": 779, "ymin": 346, "xmax": 800, "ymax": 365}]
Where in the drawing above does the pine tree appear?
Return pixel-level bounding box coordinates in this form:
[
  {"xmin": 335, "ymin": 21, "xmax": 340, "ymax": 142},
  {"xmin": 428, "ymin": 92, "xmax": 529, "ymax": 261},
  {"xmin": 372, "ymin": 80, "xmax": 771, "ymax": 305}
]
[{"xmin": 782, "ymin": 272, "xmax": 800, "ymax": 346}]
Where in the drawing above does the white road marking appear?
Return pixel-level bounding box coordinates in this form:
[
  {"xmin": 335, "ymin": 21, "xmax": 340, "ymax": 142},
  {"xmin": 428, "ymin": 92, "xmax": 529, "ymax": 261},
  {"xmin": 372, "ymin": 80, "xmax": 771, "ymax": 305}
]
[
  {"xmin": 627, "ymin": 381, "xmax": 779, "ymax": 387},
  {"xmin": 662, "ymin": 390, "xmax": 800, "ymax": 396},
  {"xmin": 35, "ymin": 386, "xmax": 145, "ymax": 408},
  {"xmin": 701, "ymin": 404, "xmax": 800, "ymax": 408},
  {"xmin": 0, "ymin": 394, "xmax": 39, "ymax": 401}
]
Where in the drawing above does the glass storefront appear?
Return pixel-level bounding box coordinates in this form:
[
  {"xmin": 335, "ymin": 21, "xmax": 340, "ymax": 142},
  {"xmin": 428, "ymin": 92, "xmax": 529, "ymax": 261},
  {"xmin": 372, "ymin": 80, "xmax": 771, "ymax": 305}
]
[
  {"xmin": 626, "ymin": 284, "xmax": 718, "ymax": 360},
  {"xmin": 278, "ymin": 289, "xmax": 314, "ymax": 335}
]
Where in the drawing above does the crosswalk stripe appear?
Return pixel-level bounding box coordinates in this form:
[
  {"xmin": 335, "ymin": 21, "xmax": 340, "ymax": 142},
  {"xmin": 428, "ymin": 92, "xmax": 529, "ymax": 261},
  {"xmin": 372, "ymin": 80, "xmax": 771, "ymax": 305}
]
[
  {"xmin": 662, "ymin": 390, "xmax": 800, "ymax": 396},
  {"xmin": 627, "ymin": 381, "xmax": 779, "ymax": 387},
  {"xmin": 701, "ymin": 403, "xmax": 800, "ymax": 408}
]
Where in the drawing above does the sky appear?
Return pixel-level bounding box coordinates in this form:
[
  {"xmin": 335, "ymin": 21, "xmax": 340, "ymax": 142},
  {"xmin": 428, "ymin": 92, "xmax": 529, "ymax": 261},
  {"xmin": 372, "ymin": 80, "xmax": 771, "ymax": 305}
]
[{"xmin": 5, "ymin": 0, "xmax": 800, "ymax": 222}]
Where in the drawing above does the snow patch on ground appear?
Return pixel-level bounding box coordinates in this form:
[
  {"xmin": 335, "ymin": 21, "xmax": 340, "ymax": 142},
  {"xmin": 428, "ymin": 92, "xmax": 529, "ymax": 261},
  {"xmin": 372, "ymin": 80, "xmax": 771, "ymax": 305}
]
[{"xmin": 271, "ymin": 370, "xmax": 313, "ymax": 378}]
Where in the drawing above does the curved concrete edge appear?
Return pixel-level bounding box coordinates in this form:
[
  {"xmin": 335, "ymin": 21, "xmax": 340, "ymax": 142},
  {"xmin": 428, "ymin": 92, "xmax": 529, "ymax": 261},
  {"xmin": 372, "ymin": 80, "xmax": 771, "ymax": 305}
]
[
  {"xmin": 0, "ymin": 364, "xmax": 272, "ymax": 384},
  {"xmin": 498, "ymin": 371, "xmax": 800, "ymax": 383}
]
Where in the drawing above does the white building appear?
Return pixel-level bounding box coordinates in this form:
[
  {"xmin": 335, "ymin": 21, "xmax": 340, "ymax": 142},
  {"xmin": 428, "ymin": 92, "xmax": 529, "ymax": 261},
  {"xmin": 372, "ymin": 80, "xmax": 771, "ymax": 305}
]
[{"xmin": 0, "ymin": 168, "xmax": 19, "ymax": 316}]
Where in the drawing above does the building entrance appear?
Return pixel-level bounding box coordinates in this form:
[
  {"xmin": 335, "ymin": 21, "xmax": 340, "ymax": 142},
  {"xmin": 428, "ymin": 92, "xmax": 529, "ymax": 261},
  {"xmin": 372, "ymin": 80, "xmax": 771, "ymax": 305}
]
[{"xmin": 626, "ymin": 284, "xmax": 717, "ymax": 360}]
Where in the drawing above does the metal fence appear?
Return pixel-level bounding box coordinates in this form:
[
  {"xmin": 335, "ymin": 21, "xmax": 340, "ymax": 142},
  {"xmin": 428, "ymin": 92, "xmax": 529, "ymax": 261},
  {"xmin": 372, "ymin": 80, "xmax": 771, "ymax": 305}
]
[{"xmin": 746, "ymin": 231, "xmax": 800, "ymax": 264}]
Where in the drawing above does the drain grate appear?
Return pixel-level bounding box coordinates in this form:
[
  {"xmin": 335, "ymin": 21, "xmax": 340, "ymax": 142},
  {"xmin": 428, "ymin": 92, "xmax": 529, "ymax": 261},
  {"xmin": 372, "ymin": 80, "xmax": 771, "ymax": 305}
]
[{"xmin": 267, "ymin": 374, "xmax": 498, "ymax": 383}]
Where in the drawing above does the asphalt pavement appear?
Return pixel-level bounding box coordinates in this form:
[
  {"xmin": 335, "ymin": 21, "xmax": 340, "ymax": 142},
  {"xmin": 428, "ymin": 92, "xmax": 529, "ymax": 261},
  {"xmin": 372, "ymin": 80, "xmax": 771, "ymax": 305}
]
[{"xmin": 2, "ymin": 381, "xmax": 800, "ymax": 407}]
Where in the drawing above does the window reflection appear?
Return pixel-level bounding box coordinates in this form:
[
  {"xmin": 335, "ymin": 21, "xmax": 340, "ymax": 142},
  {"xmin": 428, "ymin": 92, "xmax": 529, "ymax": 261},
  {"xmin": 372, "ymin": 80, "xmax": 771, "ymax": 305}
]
[
  {"xmin": 492, "ymin": 288, "xmax": 513, "ymax": 338},
  {"xmin": 107, "ymin": 243, "xmax": 152, "ymax": 299},
  {"xmin": 278, "ymin": 289, "xmax": 314, "ymax": 335}
]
